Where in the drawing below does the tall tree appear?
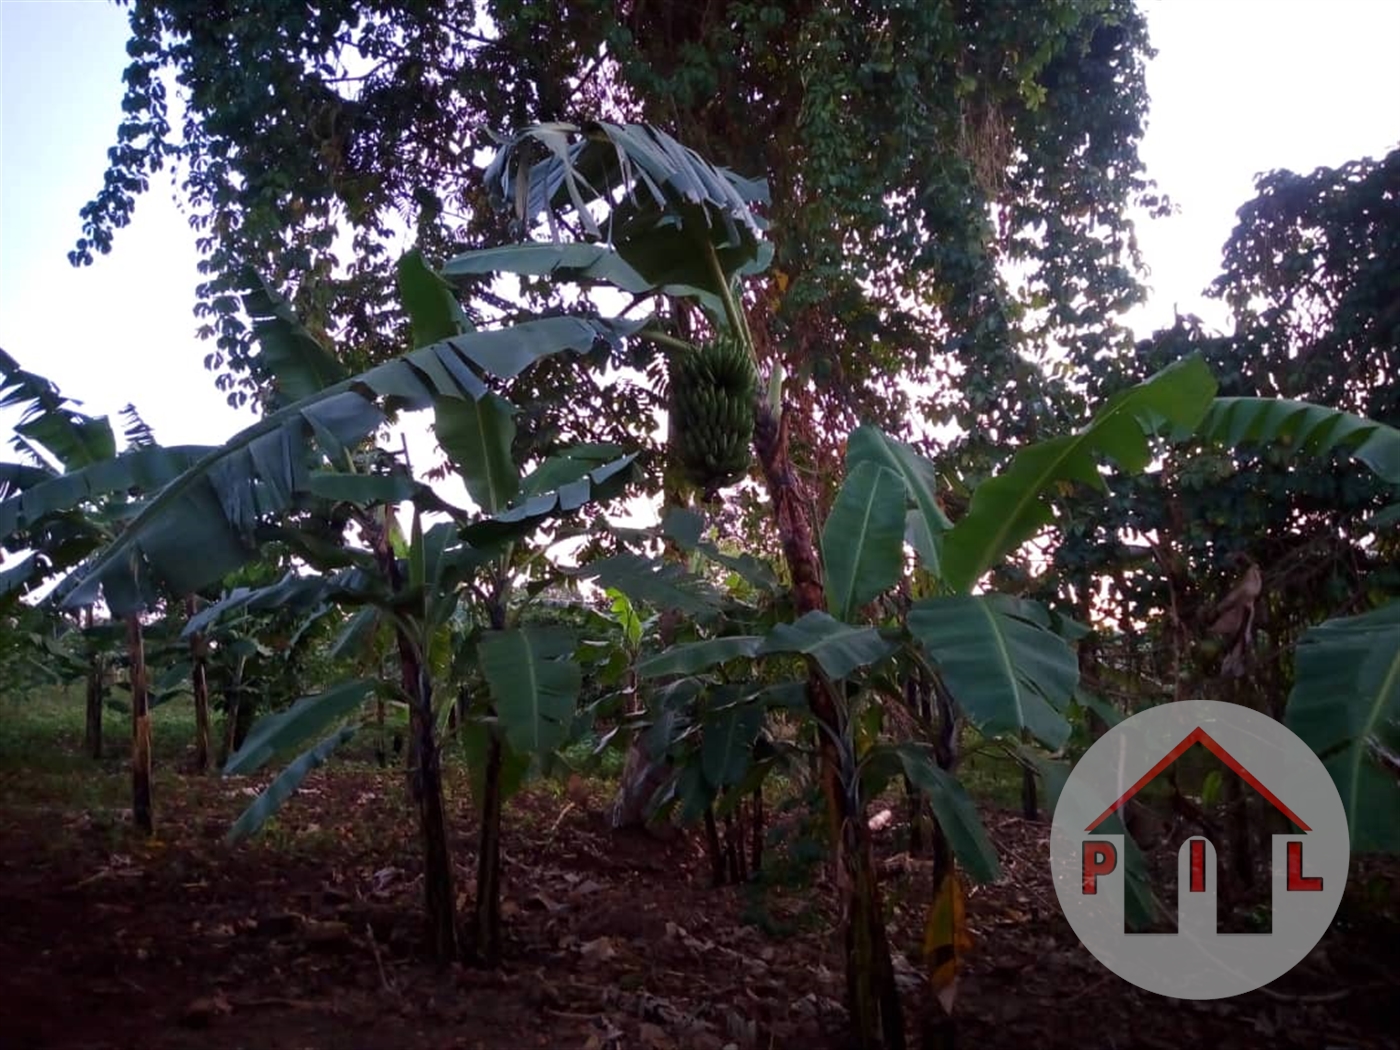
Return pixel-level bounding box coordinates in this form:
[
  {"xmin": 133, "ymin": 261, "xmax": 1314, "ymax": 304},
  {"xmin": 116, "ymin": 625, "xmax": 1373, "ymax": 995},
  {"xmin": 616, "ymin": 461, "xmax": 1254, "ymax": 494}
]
[
  {"xmin": 76, "ymin": 0, "xmax": 1160, "ymax": 491},
  {"xmin": 1041, "ymin": 147, "xmax": 1400, "ymax": 750}
]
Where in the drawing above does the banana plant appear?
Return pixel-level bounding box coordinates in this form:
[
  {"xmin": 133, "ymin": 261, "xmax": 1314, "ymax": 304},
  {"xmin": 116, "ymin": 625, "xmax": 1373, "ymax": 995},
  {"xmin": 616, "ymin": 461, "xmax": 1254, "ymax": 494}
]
[
  {"xmin": 121, "ymin": 245, "xmax": 638, "ymax": 963},
  {"xmin": 44, "ymin": 119, "xmax": 767, "ymax": 964},
  {"xmin": 48, "ymin": 116, "xmax": 771, "ymax": 614},
  {"xmin": 622, "ymin": 353, "xmax": 1219, "ymax": 1039},
  {"xmin": 1181, "ymin": 397, "xmax": 1400, "ymax": 852},
  {"xmin": 567, "ymin": 518, "xmax": 795, "ymax": 879},
  {"xmin": 0, "ymin": 350, "xmax": 216, "ymax": 830},
  {"xmin": 23, "ymin": 612, "xmax": 125, "ymax": 758},
  {"xmin": 1286, "ymin": 602, "xmax": 1400, "ymax": 851}
]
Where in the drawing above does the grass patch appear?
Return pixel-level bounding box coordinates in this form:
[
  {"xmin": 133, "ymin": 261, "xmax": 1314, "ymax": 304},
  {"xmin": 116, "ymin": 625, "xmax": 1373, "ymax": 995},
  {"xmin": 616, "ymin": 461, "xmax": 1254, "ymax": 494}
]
[{"xmin": 1, "ymin": 683, "xmax": 203, "ymax": 814}]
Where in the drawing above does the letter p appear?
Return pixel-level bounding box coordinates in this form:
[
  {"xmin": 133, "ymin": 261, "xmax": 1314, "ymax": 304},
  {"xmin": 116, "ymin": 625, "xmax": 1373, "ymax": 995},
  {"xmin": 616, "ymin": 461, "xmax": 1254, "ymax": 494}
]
[{"xmin": 1082, "ymin": 840, "xmax": 1118, "ymax": 894}]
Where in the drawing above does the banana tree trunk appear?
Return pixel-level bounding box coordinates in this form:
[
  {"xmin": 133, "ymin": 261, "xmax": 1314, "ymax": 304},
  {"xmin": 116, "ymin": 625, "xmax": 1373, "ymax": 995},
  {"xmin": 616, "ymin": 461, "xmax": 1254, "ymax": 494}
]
[
  {"xmin": 410, "ymin": 662, "xmax": 458, "ymax": 963},
  {"xmin": 474, "ymin": 597, "xmax": 509, "ymax": 965},
  {"xmin": 754, "ymin": 401, "xmax": 903, "ymax": 1049},
  {"xmin": 82, "ymin": 607, "xmax": 103, "ymax": 759},
  {"xmin": 185, "ymin": 597, "xmax": 211, "ymax": 773},
  {"xmin": 127, "ymin": 615, "xmax": 153, "ymax": 836},
  {"xmin": 475, "ymin": 717, "xmax": 504, "ymax": 965},
  {"xmin": 920, "ymin": 675, "xmax": 959, "ymax": 1049},
  {"xmin": 85, "ymin": 657, "xmax": 105, "ymax": 760},
  {"xmin": 371, "ymin": 509, "xmax": 458, "ymax": 964},
  {"xmin": 904, "ymin": 670, "xmax": 935, "ymax": 854},
  {"xmin": 219, "ymin": 673, "xmax": 247, "ymax": 767},
  {"xmin": 609, "ymin": 538, "xmax": 684, "ymax": 830}
]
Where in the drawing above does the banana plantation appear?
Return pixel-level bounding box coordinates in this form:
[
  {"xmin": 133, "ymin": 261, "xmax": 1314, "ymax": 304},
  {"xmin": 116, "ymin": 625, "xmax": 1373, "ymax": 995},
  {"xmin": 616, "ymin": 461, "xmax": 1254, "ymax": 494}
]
[{"xmin": 2, "ymin": 4, "xmax": 1398, "ymax": 1049}]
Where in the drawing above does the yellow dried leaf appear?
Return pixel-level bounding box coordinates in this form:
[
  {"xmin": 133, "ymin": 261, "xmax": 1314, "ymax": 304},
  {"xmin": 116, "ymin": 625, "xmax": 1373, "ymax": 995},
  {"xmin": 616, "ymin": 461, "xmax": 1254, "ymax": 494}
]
[{"xmin": 923, "ymin": 870, "xmax": 973, "ymax": 1011}]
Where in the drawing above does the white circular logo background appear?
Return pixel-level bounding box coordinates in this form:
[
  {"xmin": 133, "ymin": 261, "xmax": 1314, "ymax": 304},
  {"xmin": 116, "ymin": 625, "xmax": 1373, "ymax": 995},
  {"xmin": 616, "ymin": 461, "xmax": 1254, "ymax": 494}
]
[{"xmin": 1049, "ymin": 700, "xmax": 1348, "ymax": 999}]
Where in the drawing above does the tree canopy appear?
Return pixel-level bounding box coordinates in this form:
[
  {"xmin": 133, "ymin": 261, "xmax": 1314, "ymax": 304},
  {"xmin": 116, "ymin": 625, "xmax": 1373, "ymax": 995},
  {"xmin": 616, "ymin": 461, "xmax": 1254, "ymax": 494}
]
[
  {"xmin": 77, "ymin": 0, "xmax": 1162, "ymax": 498},
  {"xmin": 1041, "ymin": 147, "xmax": 1400, "ymax": 731}
]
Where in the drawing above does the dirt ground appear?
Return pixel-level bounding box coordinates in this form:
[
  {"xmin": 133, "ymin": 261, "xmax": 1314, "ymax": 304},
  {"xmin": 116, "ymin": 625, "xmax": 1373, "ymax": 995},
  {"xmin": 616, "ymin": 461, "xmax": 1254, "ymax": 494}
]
[{"xmin": 1, "ymin": 760, "xmax": 1397, "ymax": 1050}]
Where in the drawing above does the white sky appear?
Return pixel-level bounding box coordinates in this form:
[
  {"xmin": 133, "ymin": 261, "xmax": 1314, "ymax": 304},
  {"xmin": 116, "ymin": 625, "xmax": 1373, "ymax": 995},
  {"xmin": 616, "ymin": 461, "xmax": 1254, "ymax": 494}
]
[{"xmin": 1, "ymin": 0, "xmax": 1397, "ymax": 456}]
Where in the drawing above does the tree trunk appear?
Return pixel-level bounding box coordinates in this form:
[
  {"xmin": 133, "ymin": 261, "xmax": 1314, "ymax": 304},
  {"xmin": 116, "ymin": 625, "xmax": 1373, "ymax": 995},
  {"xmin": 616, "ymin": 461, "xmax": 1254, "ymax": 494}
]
[
  {"xmin": 905, "ymin": 776, "xmax": 925, "ymax": 856},
  {"xmin": 127, "ymin": 615, "xmax": 153, "ymax": 836},
  {"xmin": 219, "ymin": 690, "xmax": 237, "ymax": 768},
  {"xmin": 186, "ymin": 597, "xmax": 211, "ymax": 773},
  {"xmin": 475, "ymin": 722, "xmax": 504, "ymax": 965},
  {"xmin": 610, "ymin": 610, "xmax": 681, "ymax": 831},
  {"xmin": 1021, "ymin": 765, "xmax": 1038, "ymax": 820},
  {"xmin": 229, "ymin": 681, "xmax": 254, "ymax": 753},
  {"xmin": 85, "ymin": 658, "xmax": 104, "ymax": 760},
  {"xmin": 370, "ymin": 507, "xmax": 458, "ymax": 964},
  {"xmin": 919, "ymin": 678, "xmax": 961, "ymax": 1049},
  {"xmin": 607, "ymin": 438, "xmax": 685, "ymax": 831},
  {"xmin": 472, "ymin": 592, "xmax": 514, "ymax": 966},
  {"xmin": 919, "ymin": 817, "xmax": 958, "ymax": 1050},
  {"xmin": 904, "ymin": 671, "xmax": 936, "ymax": 854},
  {"xmin": 723, "ymin": 809, "xmax": 747, "ymax": 883},
  {"xmin": 412, "ymin": 664, "xmax": 458, "ymax": 963},
  {"xmin": 82, "ymin": 607, "xmax": 103, "ymax": 760},
  {"xmin": 1226, "ymin": 770, "xmax": 1254, "ymax": 897},
  {"xmin": 753, "ymin": 401, "xmax": 903, "ymax": 1049}
]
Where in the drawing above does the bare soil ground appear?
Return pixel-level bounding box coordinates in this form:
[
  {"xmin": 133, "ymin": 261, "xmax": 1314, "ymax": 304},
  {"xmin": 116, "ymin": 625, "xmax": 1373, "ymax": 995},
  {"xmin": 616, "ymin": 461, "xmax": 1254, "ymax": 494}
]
[{"xmin": 1, "ymin": 746, "xmax": 1397, "ymax": 1050}]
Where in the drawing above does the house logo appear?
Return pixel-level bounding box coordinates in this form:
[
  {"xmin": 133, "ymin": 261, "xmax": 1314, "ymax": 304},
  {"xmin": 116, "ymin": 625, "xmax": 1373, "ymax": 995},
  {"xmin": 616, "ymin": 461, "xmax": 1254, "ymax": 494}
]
[{"xmin": 1049, "ymin": 699, "xmax": 1348, "ymax": 999}]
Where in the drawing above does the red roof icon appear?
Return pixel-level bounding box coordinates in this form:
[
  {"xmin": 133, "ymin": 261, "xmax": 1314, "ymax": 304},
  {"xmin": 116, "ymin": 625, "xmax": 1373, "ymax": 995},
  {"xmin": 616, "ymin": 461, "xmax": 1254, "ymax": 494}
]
[{"xmin": 1084, "ymin": 725, "xmax": 1311, "ymax": 833}]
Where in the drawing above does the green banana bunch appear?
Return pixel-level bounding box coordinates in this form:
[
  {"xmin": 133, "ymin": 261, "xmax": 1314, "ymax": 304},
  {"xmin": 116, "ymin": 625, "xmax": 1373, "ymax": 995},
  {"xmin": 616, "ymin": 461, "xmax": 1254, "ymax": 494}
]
[{"xmin": 668, "ymin": 335, "xmax": 757, "ymax": 495}]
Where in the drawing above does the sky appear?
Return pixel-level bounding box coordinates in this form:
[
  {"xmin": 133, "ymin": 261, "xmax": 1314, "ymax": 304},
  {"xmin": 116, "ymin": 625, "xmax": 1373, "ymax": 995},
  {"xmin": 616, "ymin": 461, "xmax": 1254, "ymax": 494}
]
[{"xmin": 1, "ymin": 0, "xmax": 1398, "ymax": 457}]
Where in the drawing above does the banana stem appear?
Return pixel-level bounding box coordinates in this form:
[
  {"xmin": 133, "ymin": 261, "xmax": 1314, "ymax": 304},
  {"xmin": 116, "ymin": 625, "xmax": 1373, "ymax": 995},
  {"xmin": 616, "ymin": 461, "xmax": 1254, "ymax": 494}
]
[
  {"xmin": 704, "ymin": 240, "xmax": 754, "ymax": 356},
  {"xmin": 639, "ymin": 329, "xmax": 696, "ymax": 356}
]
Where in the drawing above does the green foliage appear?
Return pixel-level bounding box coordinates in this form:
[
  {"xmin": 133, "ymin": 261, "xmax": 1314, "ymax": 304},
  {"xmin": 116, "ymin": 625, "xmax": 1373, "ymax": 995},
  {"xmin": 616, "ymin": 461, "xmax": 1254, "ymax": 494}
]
[
  {"xmin": 845, "ymin": 426, "xmax": 952, "ymax": 575},
  {"xmin": 908, "ymin": 595, "xmax": 1078, "ymax": 749},
  {"xmin": 1029, "ymin": 151, "xmax": 1400, "ymax": 881},
  {"xmin": 227, "ymin": 725, "xmax": 359, "ymax": 844},
  {"xmin": 891, "ymin": 744, "xmax": 1000, "ymax": 884},
  {"xmin": 435, "ymin": 394, "xmax": 519, "ymax": 514},
  {"xmin": 637, "ymin": 636, "xmax": 763, "ymax": 679},
  {"xmin": 822, "ymin": 462, "xmax": 906, "ymax": 621},
  {"xmin": 80, "ymin": 1, "xmax": 1158, "ymax": 529},
  {"xmin": 1198, "ymin": 398, "xmax": 1400, "ymax": 485},
  {"xmin": 0, "ymin": 349, "xmax": 118, "ymax": 471},
  {"xmin": 224, "ymin": 678, "xmax": 378, "ymax": 775},
  {"xmin": 0, "ymin": 351, "xmax": 210, "ymax": 607},
  {"xmin": 241, "ymin": 272, "xmax": 349, "ymax": 407},
  {"xmin": 49, "ymin": 31, "xmax": 1400, "ymax": 1037},
  {"xmin": 1286, "ymin": 603, "xmax": 1400, "ymax": 852},
  {"xmin": 1212, "ymin": 149, "xmax": 1400, "ymax": 426},
  {"xmin": 461, "ymin": 716, "xmax": 532, "ymax": 804},
  {"xmin": 54, "ymin": 309, "xmax": 640, "ymax": 614},
  {"xmin": 757, "ymin": 612, "xmax": 898, "ymax": 681},
  {"xmin": 701, "ymin": 701, "xmax": 764, "ymax": 789},
  {"xmin": 484, "ymin": 121, "xmax": 770, "ymax": 321},
  {"xmin": 940, "ymin": 354, "xmax": 1217, "ymax": 593},
  {"xmin": 443, "ymin": 242, "xmax": 676, "ymax": 298},
  {"xmin": 478, "ymin": 627, "xmax": 584, "ymax": 754},
  {"xmin": 575, "ymin": 553, "xmax": 723, "ymax": 618},
  {"xmin": 397, "ymin": 249, "xmax": 473, "ymax": 346}
]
